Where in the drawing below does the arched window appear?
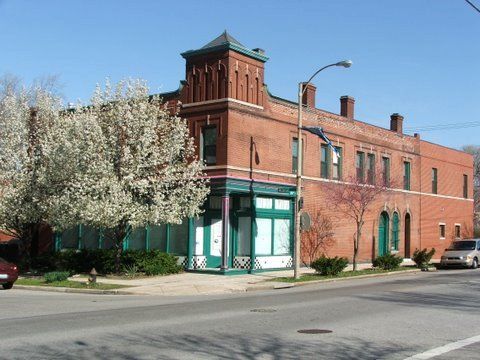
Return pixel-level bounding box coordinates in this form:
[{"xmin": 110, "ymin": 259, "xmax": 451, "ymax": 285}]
[
  {"xmin": 392, "ymin": 212, "xmax": 399, "ymax": 251},
  {"xmin": 192, "ymin": 73, "xmax": 199, "ymax": 102},
  {"xmin": 217, "ymin": 68, "xmax": 225, "ymax": 99},
  {"xmin": 204, "ymin": 71, "xmax": 210, "ymax": 101}
]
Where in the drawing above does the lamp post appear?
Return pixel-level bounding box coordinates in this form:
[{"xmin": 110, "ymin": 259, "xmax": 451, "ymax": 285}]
[{"xmin": 294, "ymin": 60, "xmax": 352, "ymax": 280}]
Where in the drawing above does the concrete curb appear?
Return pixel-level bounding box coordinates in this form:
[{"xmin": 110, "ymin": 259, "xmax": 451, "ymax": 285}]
[
  {"xmin": 246, "ymin": 268, "xmax": 423, "ymax": 292},
  {"xmin": 13, "ymin": 285, "xmax": 134, "ymax": 295}
]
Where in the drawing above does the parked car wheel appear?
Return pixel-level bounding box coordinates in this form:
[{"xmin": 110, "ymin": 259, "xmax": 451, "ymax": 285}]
[
  {"xmin": 2, "ymin": 282, "xmax": 13, "ymax": 290},
  {"xmin": 472, "ymin": 258, "xmax": 478, "ymax": 269}
]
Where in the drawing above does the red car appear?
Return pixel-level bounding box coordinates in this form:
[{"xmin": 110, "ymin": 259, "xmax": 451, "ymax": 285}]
[{"xmin": 0, "ymin": 257, "xmax": 18, "ymax": 290}]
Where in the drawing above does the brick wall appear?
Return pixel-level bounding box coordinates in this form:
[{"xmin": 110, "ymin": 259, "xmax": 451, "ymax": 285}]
[{"xmin": 176, "ymin": 41, "xmax": 474, "ymax": 264}]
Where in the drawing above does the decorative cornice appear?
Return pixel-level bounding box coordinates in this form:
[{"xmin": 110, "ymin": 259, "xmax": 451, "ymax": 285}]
[
  {"xmin": 182, "ymin": 97, "xmax": 263, "ymax": 110},
  {"xmin": 181, "ymin": 43, "xmax": 269, "ymax": 63}
]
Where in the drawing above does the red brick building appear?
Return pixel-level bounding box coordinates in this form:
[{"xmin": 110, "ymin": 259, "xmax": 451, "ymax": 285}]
[
  {"xmin": 45, "ymin": 32, "xmax": 474, "ymax": 272},
  {"xmin": 161, "ymin": 31, "xmax": 472, "ymax": 270}
]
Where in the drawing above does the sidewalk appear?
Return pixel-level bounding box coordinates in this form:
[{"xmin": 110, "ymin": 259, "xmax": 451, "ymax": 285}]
[
  {"xmin": 66, "ymin": 262, "xmax": 384, "ymax": 296},
  {"xmin": 15, "ymin": 261, "xmax": 421, "ymax": 296}
]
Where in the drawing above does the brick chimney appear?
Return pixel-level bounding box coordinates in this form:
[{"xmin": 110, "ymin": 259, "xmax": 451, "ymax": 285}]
[
  {"xmin": 301, "ymin": 83, "xmax": 316, "ymax": 108},
  {"xmin": 340, "ymin": 96, "xmax": 355, "ymax": 120},
  {"xmin": 390, "ymin": 113, "xmax": 404, "ymax": 134}
]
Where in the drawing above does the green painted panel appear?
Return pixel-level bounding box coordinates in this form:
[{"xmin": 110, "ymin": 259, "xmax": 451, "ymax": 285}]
[
  {"xmin": 392, "ymin": 213, "xmax": 399, "ymax": 251},
  {"xmin": 378, "ymin": 212, "xmax": 389, "ymax": 256}
]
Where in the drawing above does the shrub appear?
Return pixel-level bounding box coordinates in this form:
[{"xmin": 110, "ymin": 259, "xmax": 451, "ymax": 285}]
[
  {"xmin": 372, "ymin": 253, "xmax": 403, "ymax": 270},
  {"xmin": 29, "ymin": 249, "xmax": 182, "ymax": 276},
  {"xmin": 311, "ymin": 256, "xmax": 349, "ymax": 276},
  {"xmin": 44, "ymin": 271, "xmax": 70, "ymax": 283},
  {"xmin": 412, "ymin": 248, "xmax": 436, "ymax": 269},
  {"xmin": 122, "ymin": 264, "xmax": 140, "ymax": 278},
  {"xmin": 137, "ymin": 251, "xmax": 182, "ymax": 276}
]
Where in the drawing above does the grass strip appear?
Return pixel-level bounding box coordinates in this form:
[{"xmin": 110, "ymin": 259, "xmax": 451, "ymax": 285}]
[
  {"xmin": 271, "ymin": 267, "xmax": 417, "ymax": 283},
  {"xmin": 16, "ymin": 278, "xmax": 130, "ymax": 290}
]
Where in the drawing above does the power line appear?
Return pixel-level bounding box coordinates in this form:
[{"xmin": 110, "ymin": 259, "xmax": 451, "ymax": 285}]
[
  {"xmin": 466, "ymin": 0, "xmax": 480, "ymax": 13},
  {"xmin": 405, "ymin": 121, "xmax": 480, "ymax": 132}
]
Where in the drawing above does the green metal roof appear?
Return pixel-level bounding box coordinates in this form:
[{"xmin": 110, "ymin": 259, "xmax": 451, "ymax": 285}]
[
  {"xmin": 181, "ymin": 31, "xmax": 268, "ymax": 63},
  {"xmin": 201, "ymin": 31, "xmax": 245, "ymax": 49}
]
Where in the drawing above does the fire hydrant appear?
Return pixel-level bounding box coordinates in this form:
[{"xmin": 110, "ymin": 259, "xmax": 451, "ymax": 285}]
[{"xmin": 88, "ymin": 268, "xmax": 98, "ymax": 284}]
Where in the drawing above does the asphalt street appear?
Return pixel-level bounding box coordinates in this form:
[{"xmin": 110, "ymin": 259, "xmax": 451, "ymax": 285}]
[{"xmin": 1, "ymin": 269, "xmax": 480, "ymax": 359}]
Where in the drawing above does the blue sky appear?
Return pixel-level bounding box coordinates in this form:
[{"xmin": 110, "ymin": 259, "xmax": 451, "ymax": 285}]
[{"xmin": 0, "ymin": 0, "xmax": 478, "ymax": 149}]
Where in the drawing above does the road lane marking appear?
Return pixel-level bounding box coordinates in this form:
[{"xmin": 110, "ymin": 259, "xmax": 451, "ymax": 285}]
[{"xmin": 404, "ymin": 334, "xmax": 480, "ymax": 359}]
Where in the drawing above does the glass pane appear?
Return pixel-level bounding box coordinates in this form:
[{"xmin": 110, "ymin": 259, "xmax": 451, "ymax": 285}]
[
  {"xmin": 128, "ymin": 228, "xmax": 146, "ymax": 250},
  {"xmin": 194, "ymin": 216, "xmax": 204, "ymax": 255},
  {"xmin": 333, "ymin": 164, "xmax": 339, "ymax": 179},
  {"xmin": 204, "ymin": 145, "xmax": 216, "ymax": 165},
  {"xmin": 255, "ymin": 218, "xmax": 272, "ymax": 255},
  {"xmin": 149, "ymin": 225, "xmax": 167, "ymax": 251},
  {"xmin": 239, "ymin": 197, "xmax": 251, "ymax": 209},
  {"xmin": 292, "ymin": 139, "xmax": 298, "ymax": 156},
  {"xmin": 237, "ymin": 217, "xmax": 251, "ymax": 256},
  {"xmin": 256, "ymin": 197, "xmax": 272, "ymax": 209},
  {"xmin": 274, "ymin": 219, "xmax": 290, "ymax": 255},
  {"xmin": 82, "ymin": 226, "xmax": 99, "ymax": 249},
  {"xmin": 62, "ymin": 227, "xmax": 78, "ymax": 249},
  {"xmin": 332, "ymin": 148, "xmax": 339, "ymax": 165},
  {"xmin": 210, "ymin": 196, "xmax": 222, "ymax": 209},
  {"xmin": 170, "ymin": 221, "xmax": 188, "ymax": 255},
  {"xmin": 356, "ymin": 153, "xmax": 362, "ymax": 168},
  {"xmin": 275, "ymin": 199, "xmax": 290, "ymax": 210},
  {"xmin": 203, "ymin": 127, "xmax": 216, "ymax": 146}
]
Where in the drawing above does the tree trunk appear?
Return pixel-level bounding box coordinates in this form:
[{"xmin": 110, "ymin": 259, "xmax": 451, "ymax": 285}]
[
  {"xmin": 115, "ymin": 244, "xmax": 123, "ymax": 274},
  {"xmin": 353, "ymin": 221, "xmax": 363, "ymax": 272},
  {"xmin": 114, "ymin": 221, "xmax": 132, "ymax": 274},
  {"xmin": 30, "ymin": 224, "xmax": 40, "ymax": 258}
]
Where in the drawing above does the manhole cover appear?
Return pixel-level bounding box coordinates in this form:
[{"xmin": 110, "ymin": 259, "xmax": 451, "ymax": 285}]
[
  {"xmin": 250, "ymin": 308, "xmax": 277, "ymax": 313},
  {"xmin": 297, "ymin": 329, "xmax": 333, "ymax": 334}
]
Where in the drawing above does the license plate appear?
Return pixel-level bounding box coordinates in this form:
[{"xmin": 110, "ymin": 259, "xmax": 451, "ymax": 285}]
[{"xmin": 0, "ymin": 274, "xmax": 8, "ymax": 279}]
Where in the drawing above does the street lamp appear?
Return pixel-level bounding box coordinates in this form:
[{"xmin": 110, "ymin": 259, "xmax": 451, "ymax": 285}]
[{"xmin": 294, "ymin": 60, "xmax": 352, "ymax": 280}]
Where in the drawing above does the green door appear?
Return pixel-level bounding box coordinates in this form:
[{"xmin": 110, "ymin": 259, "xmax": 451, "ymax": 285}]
[{"xmin": 378, "ymin": 212, "xmax": 389, "ymax": 256}]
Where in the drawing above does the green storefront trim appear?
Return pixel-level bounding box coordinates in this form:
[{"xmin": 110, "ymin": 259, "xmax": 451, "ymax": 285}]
[{"xmin": 53, "ymin": 177, "xmax": 296, "ymax": 274}]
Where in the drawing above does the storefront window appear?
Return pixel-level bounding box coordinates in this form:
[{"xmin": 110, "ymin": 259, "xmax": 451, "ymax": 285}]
[
  {"xmin": 256, "ymin": 197, "xmax": 273, "ymax": 209},
  {"xmin": 273, "ymin": 219, "xmax": 290, "ymax": 255},
  {"xmin": 149, "ymin": 225, "xmax": 167, "ymax": 251},
  {"xmin": 62, "ymin": 227, "xmax": 78, "ymax": 249},
  {"xmin": 82, "ymin": 226, "xmax": 99, "ymax": 249},
  {"xmin": 274, "ymin": 199, "xmax": 290, "ymax": 210},
  {"xmin": 237, "ymin": 217, "xmax": 251, "ymax": 256},
  {"xmin": 255, "ymin": 218, "xmax": 272, "ymax": 255},
  {"xmin": 170, "ymin": 221, "xmax": 188, "ymax": 255},
  {"xmin": 128, "ymin": 228, "xmax": 146, "ymax": 250}
]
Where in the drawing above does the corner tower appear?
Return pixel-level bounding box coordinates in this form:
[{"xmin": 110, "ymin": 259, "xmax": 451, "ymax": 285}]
[{"xmin": 181, "ymin": 31, "xmax": 268, "ymax": 107}]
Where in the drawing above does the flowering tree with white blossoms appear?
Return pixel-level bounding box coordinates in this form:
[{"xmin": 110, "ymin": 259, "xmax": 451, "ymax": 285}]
[
  {"xmin": 57, "ymin": 79, "xmax": 209, "ymax": 271},
  {"xmin": 0, "ymin": 78, "xmax": 209, "ymax": 270},
  {"xmin": 0, "ymin": 83, "xmax": 65, "ymax": 257}
]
